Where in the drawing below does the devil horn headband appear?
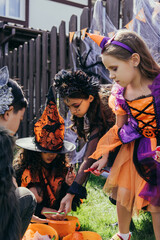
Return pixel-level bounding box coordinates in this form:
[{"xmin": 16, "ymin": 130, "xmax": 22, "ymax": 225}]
[{"xmin": 86, "ymin": 33, "xmax": 135, "ymax": 54}]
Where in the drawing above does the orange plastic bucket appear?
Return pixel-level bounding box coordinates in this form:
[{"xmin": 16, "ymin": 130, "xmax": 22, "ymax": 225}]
[
  {"xmin": 62, "ymin": 231, "xmax": 102, "ymax": 240},
  {"xmin": 22, "ymin": 223, "xmax": 59, "ymax": 240},
  {"xmin": 48, "ymin": 216, "xmax": 80, "ymax": 238}
]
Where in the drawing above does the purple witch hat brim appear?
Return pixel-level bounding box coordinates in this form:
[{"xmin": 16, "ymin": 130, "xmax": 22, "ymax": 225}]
[{"xmin": 100, "ymin": 37, "xmax": 110, "ymax": 48}]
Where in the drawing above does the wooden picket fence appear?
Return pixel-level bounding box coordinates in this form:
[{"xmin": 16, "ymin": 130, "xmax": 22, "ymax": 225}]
[{"xmin": 0, "ymin": 0, "xmax": 135, "ymax": 137}]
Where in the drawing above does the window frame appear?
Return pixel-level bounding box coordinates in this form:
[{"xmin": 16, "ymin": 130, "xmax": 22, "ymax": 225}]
[
  {"xmin": 0, "ymin": 0, "xmax": 29, "ymax": 27},
  {"xmin": 49, "ymin": 0, "xmax": 91, "ymax": 9}
]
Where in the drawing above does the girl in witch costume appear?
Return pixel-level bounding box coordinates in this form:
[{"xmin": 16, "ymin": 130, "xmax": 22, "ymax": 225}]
[
  {"xmin": 54, "ymin": 69, "xmax": 115, "ymax": 214},
  {"xmin": 13, "ymin": 86, "xmax": 79, "ymax": 221},
  {"xmin": 0, "ymin": 66, "xmax": 36, "ymax": 239},
  {"xmin": 87, "ymin": 30, "xmax": 160, "ymax": 240}
]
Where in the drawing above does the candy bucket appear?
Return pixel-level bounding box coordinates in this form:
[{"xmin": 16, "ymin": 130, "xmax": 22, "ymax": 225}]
[
  {"xmin": 22, "ymin": 223, "xmax": 59, "ymax": 240},
  {"xmin": 48, "ymin": 216, "xmax": 80, "ymax": 238},
  {"xmin": 62, "ymin": 231, "xmax": 102, "ymax": 240}
]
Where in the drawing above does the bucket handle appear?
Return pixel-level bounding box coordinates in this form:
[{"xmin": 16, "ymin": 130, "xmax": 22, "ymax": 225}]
[{"xmin": 76, "ymin": 219, "xmax": 80, "ymax": 230}]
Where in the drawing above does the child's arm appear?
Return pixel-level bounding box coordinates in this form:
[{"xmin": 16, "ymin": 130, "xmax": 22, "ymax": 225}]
[
  {"xmin": 65, "ymin": 169, "xmax": 76, "ymax": 186},
  {"xmin": 90, "ymin": 114, "xmax": 128, "ymax": 175},
  {"xmin": 29, "ymin": 186, "xmax": 43, "ymax": 203},
  {"xmin": 116, "ymin": 114, "xmax": 128, "ymax": 128},
  {"xmin": 31, "ymin": 214, "xmax": 49, "ymax": 223},
  {"xmin": 29, "ymin": 186, "xmax": 66, "ymax": 220}
]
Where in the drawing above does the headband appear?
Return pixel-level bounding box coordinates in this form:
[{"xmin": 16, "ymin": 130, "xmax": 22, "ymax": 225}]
[
  {"xmin": 0, "ymin": 66, "xmax": 14, "ymax": 115},
  {"xmin": 87, "ymin": 33, "xmax": 135, "ymax": 54}
]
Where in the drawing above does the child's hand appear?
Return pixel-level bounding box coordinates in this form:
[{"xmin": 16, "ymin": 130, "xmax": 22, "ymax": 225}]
[
  {"xmin": 31, "ymin": 214, "xmax": 49, "ymax": 223},
  {"xmin": 42, "ymin": 208, "xmax": 66, "ymax": 220},
  {"xmin": 65, "ymin": 169, "xmax": 76, "ymax": 186},
  {"xmin": 58, "ymin": 193, "xmax": 74, "ymax": 214},
  {"xmin": 90, "ymin": 155, "xmax": 108, "ymax": 176}
]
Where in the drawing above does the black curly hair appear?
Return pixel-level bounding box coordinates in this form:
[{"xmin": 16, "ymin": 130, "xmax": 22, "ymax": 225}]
[
  {"xmin": 54, "ymin": 69, "xmax": 115, "ymax": 140},
  {"xmin": 14, "ymin": 149, "xmax": 69, "ymax": 183},
  {"xmin": 54, "ymin": 69, "xmax": 100, "ymax": 99},
  {"xmin": 13, "ymin": 149, "xmax": 69, "ymax": 207}
]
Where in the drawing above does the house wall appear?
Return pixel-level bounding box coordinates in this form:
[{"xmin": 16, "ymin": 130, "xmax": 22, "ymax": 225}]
[{"xmin": 29, "ymin": 0, "xmax": 87, "ymax": 33}]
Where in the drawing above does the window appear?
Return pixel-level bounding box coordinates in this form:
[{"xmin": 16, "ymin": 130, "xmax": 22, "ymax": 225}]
[
  {"xmin": 0, "ymin": 0, "xmax": 29, "ymax": 26},
  {"xmin": 49, "ymin": 0, "xmax": 91, "ymax": 9}
]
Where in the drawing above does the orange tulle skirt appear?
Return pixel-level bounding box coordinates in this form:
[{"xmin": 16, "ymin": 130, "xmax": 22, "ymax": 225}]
[
  {"xmin": 103, "ymin": 141, "xmax": 149, "ymax": 213},
  {"xmin": 89, "ymin": 125, "xmax": 122, "ymax": 160},
  {"xmin": 90, "ymin": 125, "xmax": 160, "ymax": 214}
]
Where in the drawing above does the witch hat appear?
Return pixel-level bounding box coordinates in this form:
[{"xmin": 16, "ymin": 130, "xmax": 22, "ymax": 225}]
[
  {"xmin": 86, "ymin": 32, "xmax": 110, "ymax": 49},
  {"xmin": 87, "ymin": 32, "xmax": 135, "ymax": 53},
  {"xmin": 16, "ymin": 86, "xmax": 75, "ymax": 153}
]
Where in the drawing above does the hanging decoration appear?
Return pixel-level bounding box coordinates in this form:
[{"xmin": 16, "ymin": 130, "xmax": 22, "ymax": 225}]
[
  {"xmin": 69, "ymin": 31, "xmax": 75, "ymax": 43},
  {"xmin": 135, "ymin": 8, "xmax": 146, "ymax": 22},
  {"xmin": 69, "ymin": 0, "xmax": 160, "ymax": 80},
  {"xmin": 152, "ymin": 2, "xmax": 160, "ymax": 18},
  {"xmin": 81, "ymin": 28, "xmax": 88, "ymax": 40},
  {"xmin": 125, "ymin": 19, "xmax": 134, "ymax": 31},
  {"xmin": 69, "ymin": 0, "xmax": 116, "ymax": 83}
]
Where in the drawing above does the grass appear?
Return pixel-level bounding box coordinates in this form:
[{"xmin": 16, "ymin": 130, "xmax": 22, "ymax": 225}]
[{"xmin": 70, "ymin": 174, "xmax": 155, "ymax": 240}]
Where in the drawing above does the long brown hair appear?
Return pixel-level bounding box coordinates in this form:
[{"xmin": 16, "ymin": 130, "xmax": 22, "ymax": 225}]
[
  {"xmin": 55, "ymin": 69, "xmax": 115, "ymax": 141},
  {"xmin": 103, "ymin": 29, "xmax": 160, "ymax": 80},
  {"xmin": 71, "ymin": 89, "xmax": 115, "ymax": 141}
]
